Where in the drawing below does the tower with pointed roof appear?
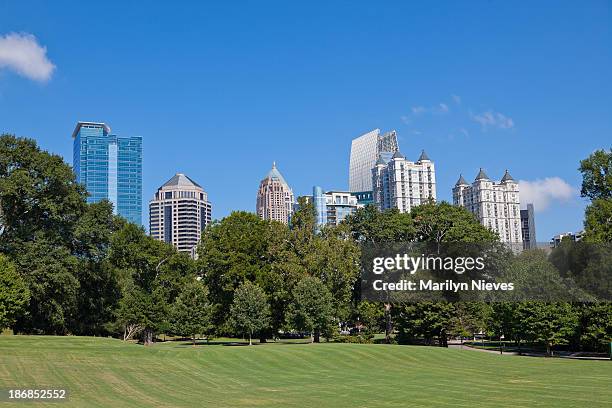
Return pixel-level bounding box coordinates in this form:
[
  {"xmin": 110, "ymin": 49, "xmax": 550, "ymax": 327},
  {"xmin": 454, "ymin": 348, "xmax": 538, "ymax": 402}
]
[
  {"xmin": 371, "ymin": 148, "xmax": 436, "ymax": 213},
  {"xmin": 452, "ymin": 169, "xmax": 522, "ymax": 247},
  {"xmin": 256, "ymin": 162, "xmax": 294, "ymax": 224},
  {"xmin": 149, "ymin": 173, "xmax": 212, "ymax": 258}
]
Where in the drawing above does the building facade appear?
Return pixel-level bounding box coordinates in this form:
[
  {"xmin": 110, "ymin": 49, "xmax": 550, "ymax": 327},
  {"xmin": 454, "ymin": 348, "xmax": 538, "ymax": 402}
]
[
  {"xmin": 312, "ymin": 186, "xmax": 362, "ymax": 227},
  {"xmin": 72, "ymin": 121, "xmax": 142, "ymax": 224},
  {"xmin": 520, "ymin": 203, "xmax": 537, "ymax": 249},
  {"xmin": 348, "ymin": 129, "xmax": 399, "ymax": 192},
  {"xmin": 256, "ymin": 162, "xmax": 294, "ymax": 224},
  {"xmin": 550, "ymin": 231, "xmax": 584, "ymax": 248},
  {"xmin": 453, "ymin": 169, "xmax": 522, "ymax": 246},
  {"xmin": 149, "ymin": 173, "xmax": 212, "ymax": 257},
  {"xmin": 372, "ymin": 150, "xmax": 436, "ymax": 213}
]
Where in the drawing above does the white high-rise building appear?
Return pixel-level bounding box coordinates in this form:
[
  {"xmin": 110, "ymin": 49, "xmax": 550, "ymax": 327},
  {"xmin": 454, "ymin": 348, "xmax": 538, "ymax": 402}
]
[
  {"xmin": 149, "ymin": 173, "xmax": 212, "ymax": 257},
  {"xmin": 372, "ymin": 149, "xmax": 436, "ymax": 212},
  {"xmin": 453, "ymin": 169, "xmax": 522, "ymax": 246},
  {"xmin": 349, "ymin": 129, "xmax": 399, "ymax": 192},
  {"xmin": 256, "ymin": 162, "xmax": 294, "ymax": 224}
]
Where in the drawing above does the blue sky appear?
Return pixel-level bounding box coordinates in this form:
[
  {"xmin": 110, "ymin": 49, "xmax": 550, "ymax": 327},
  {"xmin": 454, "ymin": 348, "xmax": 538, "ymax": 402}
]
[{"xmin": 1, "ymin": 1, "xmax": 610, "ymax": 242}]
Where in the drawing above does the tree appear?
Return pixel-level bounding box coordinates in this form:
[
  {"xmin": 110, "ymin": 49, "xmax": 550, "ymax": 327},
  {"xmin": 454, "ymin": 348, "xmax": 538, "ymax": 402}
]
[
  {"xmin": 198, "ymin": 212, "xmax": 271, "ymax": 330},
  {"xmin": 229, "ymin": 281, "xmax": 271, "ymax": 345},
  {"xmin": 171, "ymin": 280, "xmax": 213, "ymax": 346},
  {"xmin": 0, "ymin": 254, "xmax": 29, "ymax": 330},
  {"xmin": 0, "ymin": 135, "xmax": 86, "ymax": 254},
  {"xmin": 71, "ymin": 201, "xmax": 120, "ymax": 336},
  {"xmin": 287, "ymin": 276, "xmax": 335, "ymax": 343},
  {"xmin": 583, "ymin": 199, "xmax": 612, "ymax": 243},
  {"xmin": 395, "ymin": 302, "xmax": 455, "ymax": 347},
  {"xmin": 410, "ymin": 201, "xmax": 497, "ymax": 244},
  {"xmin": 579, "ymin": 148, "xmax": 611, "ymax": 200},
  {"xmin": 109, "ymin": 222, "xmax": 185, "ymax": 345},
  {"xmin": 346, "ymin": 205, "xmax": 415, "ymax": 243},
  {"xmin": 516, "ymin": 302, "xmax": 578, "ymax": 356},
  {"xmin": 577, "ymin": 303, "xmax": 612, "ymax": 352}
]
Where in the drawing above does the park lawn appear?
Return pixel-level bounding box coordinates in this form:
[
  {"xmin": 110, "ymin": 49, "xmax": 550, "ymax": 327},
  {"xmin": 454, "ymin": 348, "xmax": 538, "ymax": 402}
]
[{"xmin": 0, "ymin": 336, "xmax": 610, "ymax": 408}]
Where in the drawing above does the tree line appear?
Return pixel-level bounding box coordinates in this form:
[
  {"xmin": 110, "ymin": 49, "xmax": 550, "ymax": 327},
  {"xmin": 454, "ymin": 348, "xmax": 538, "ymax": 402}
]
[{"xmin": 0, "ymin": 134, "xmax": 610, "ymax": 354}]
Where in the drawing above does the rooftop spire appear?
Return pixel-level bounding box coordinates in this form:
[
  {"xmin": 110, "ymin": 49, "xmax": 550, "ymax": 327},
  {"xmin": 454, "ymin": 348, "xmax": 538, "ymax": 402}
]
[
  {"xmin": 501, "ymin": 169, "xmax": 515, "ymax": 182},
  {"xmin": 455, "ymin": 174, "xmax": 468, "ymax": 186},
  {"xmin": 475, "ymin": 168, "xmax": 489, "ymax": 181},
  {"xmin": 418, "ymin": 149, "xmax": 430, "ymax": 161}
]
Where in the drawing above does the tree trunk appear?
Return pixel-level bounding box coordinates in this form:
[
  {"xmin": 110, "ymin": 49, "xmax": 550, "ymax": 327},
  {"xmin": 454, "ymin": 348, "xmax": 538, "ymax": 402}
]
[
  {"xmin": 546, "ymin": 342, "xmax": 552, "ymax": 357},
  {"xmin": 193, "ymin": 334, "xmax": 196, "ymax": 347},
  {"xmin": 249, "ymin": 332, "xmax": 252, "ymax": 346},
  {"xmin": 143, "ymin": 328, "xmax": 153, "ymax": 346},
  {"xmin": 314, "ymin": 331, "xmax": 320, "ymax": 343},
  {"xmin": 384, "ymin": 303, "xmax": 393, "ymax": 343}
]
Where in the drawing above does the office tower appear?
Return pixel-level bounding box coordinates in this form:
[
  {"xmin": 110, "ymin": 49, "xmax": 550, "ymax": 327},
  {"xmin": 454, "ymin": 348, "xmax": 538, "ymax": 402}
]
[
  {"xmin": 312, "ymin": 186, "xmax": 362, "ymax": 227},
  {"xmin": 149, "ymin": 173, "xmax": 212, "ymax": 257},
  {"xmin": 72, "ymin": 121, "xmax": 142, "ymax": 224},
  {"xmin": 453, "ymin": 169, "xmax": 522, "ymax": 246},
  {"xmin": 256, "ymin": 162, "xmax": 294, "ymax": 224},
  {"xmin": 520, "ymin": 203, "xmax": 537, "ymax": 249},
  {"xmin": 348, "ymin": 129, "xmax": 399, "ymax": 192},
  {"xmin": 372, "ymin": 149, "xmax": 436, "ymax": 213}
]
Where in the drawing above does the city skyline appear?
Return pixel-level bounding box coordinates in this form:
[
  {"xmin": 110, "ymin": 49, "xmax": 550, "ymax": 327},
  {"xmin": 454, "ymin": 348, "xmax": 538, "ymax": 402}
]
[{"xmin": 1, "ymin": 1, "xmax": 610, "ymax": 241}]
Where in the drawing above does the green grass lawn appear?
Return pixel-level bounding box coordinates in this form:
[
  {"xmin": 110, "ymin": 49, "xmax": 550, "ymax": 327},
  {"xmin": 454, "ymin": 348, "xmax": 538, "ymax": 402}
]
[{"xmin": 0, "ymin": 336, "xmax": 610, "ymax": 407}]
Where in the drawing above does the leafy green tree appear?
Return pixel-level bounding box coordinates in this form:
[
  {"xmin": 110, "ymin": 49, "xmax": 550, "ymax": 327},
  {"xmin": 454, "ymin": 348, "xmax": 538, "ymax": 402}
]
[
  {"xmin": 489, "ymin": 302, "xmax": 522, "ymax": 350},
  {"xmin": 346, "ymin": 205, "xmax": 415, "ymax": 243},
  {"xmin": 115, "ymin": 282, "xmax": 168, "ymax": 344},
  {"xmin": 410, "ymin": 201, "xmax": 498, "ymax": 243},
  {"xmin": 229, "ymin": 281, "xmax": 271, "ymax": 345},
  {"xmin": 579, "ymin": 148, "xmax": 611, "ymax": 243},
  {"xmin": 583, "ymin": 199, "xmax": 612, "ymax": 243},
  {"xmin": 71, "ymin": 201, "xmax": 120, "ymax": 335},
  {"xmin": 109, "ymin": 222, "xmax": 185, "ymax": 344},
  {"xmin": 198, "ymin": 212, "xmax": 271, "ymax": 330},
  {"xmin": 451, "ymin": 302, "xmax": 491, "ymax": 343},
  {"xmin": 0, "ymin": 135, "xmax": 86, "ymax": 254},
  {"xmin": 0, "ymin": 254, "xmax": 29, "ymax": 330},
  {"xmin": 579, "ymin": 148, "xmax": 611, "ymax": 200},
  {"xmin": 356, "ymin": 301, "xmax": 385, "ymax": 334},
  {"xmin": 12, "ymin": 240, "xmax": 80, "ymax": 334},
  {"xmin": 395, "ymin": 302, "xmax": 455, "ymax": 347},
  {"xmin": 577, "ymin": 303, "xmax": 612, "ymax": 352},
  {"xmin": 171, "ymin": 280, "xmax": 213, "ymax": 345},
  {"xmin": 516, "ymin": 302, "xmax": 578, "ymax": 356},
  {"xmin": 287, "ymin": 276, "xmax": 335, "ymax": 343}
]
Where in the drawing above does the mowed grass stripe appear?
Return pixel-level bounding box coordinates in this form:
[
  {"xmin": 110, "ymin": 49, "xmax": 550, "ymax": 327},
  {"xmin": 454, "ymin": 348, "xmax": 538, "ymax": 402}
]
[{"xmin": 0, "ymin": 336, "xmax": 610, "ymax": 408}]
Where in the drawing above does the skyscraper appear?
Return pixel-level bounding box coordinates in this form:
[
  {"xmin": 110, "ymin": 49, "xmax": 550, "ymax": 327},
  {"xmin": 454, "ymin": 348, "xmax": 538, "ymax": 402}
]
[
  {"xmin": 372, "ymin": 149, "xmax": 436, "ymax": 212},
  {"xmin": 149, "ymin": 173, "xmax": 212, "ymax": 257},
  {"xmin": 453, "ymin": 169, "xmax": 522, "ymax": 247},
  {"xmin": 256, "ymin": 162, "xmax": 294, "ymax": 224},
  {"xmin": 348, "ymin": 129, "xmax": 399, "ymax": 192},
  {"xmin": 72, "ymin": 121, "xmax": 142, "ymax": 224},
  {"xmin": 520, "ymin": 203, "xmax": 537, "ymax": 249}
]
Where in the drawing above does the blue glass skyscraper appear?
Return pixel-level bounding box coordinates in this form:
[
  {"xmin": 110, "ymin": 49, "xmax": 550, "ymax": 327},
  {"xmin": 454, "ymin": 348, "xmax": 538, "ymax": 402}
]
[{"xmin": 72, "ymin": 122, "xmax": 142, "ymax": 225}]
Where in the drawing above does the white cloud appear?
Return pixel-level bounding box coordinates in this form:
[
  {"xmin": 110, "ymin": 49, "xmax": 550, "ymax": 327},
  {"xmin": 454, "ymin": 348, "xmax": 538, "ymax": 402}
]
[
  {"xmin": 518, "ymin": 177, "xmax": 576, "ymax": 211},
  {"xmin": 411, "ymin": 106, "xmax": 426, "ymax": 115},
  {"xmin": 470, "ymin": 110, "xmax": 514, "ymax": 130},
  {"xmin": 439, "ymin": 103, "xmax": 449, "ymax": 113},
  {"xmin": 451, "ymin": 94, "xmax": 461, "ymax": 105},
  {"xmin": 0, "ymin": 33, "xmax": 55, "ymax": 82},
  {"xmin": 459, "ymin": 128, "xmax": 469, "ymax": 137}
]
